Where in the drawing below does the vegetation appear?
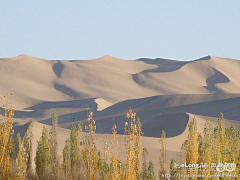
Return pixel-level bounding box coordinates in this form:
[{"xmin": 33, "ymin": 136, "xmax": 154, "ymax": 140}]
[
  {"xmin": 181, "ymin": 118, "xmax": 199, "ymax": 180},
  {"xmin": 35, "ymin": 126, "xmax": 51, "ymax": 179},
  {"xmin": 50, "ymin": 112, "xmax": 60, "ymax": 179},
  {"xmin": 23, "ymin": 121, "xmax": 34, "ymax": 179},
  {"xmin": 0, "ymin": 104, "xmax": 239, "ymax": 179},
  {"xmin": 124, "ymin": 108, "xmax": 142, "ymax": 180},
  {"xmin": 177, "ymin": 114, "xmax": 240, "ymax": 180},
  {"xmin": 0, "ymin": 108, "xmax": 15, "ymax": 179},
  {"xmin": 159, "ymin": 130, "xmax": 167, "ymax": 180}
]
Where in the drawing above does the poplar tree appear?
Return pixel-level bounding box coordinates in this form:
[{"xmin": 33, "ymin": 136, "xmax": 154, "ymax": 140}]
[
  {"xmin": 181, "ymin": 118, "xmax": 199, "ymax": 180},
  {"xmin": 214, "ymin": 113, "xmax": 227, "ymax": 179},
  {"xmin": 180, "ymin": 140, "xmax": 188, "ymax": 178},
  {"xmin": 82, "ymin": 111, "xmax": 98, "ymax": 180},
  {"xmin": 110, "ymin": 124, "xmax": 121, "ymax": 180},
  {"xmin": 97, "ymin": 150, "xmax": 110, "ymax": 180},
  {"xmin": 147, "ymin": 161, "xmax": 156, "ymax": 180},
  {"xmin": 15, "ymin": 132, "xmax": 28, "ymax": 179},
  {"xmin": 0, "ymin": 108, "xmax": 15, "ymax": 180},
  {"xmin": 225, "ymin": 125, "xmax": 240, "ymax": 178},
  {"xmin": 159, "ymin": 130, "xmax": 167, "ymax": 180},
  {"xmin": 197, "ymin": 133, "xmax": 203, "ymax": 177},
  {"xmin": 35, "ymin": 127, "xmax": 51, "ymax": 179},
  {"xmin": 170, "ymin": 158, "xmax": 178, "ymax": 180},
  {"xmin": 99, "ymin": 134, "xmax": 110, "ymax": 180},
  {"xmin": 23, "ymin": 121, "xmax": 34, "ymax": 178},
  {"xmin": 62, "ymin": 139, "xmax": 72, "ymax": 179},
  {"xmin": 124, "ymin": 108, "xmax": 138, "ymax": 180},
  {"xmin": 70, "ymin": 125, "xmax": 81, "ymax": 179},
  {"xmin": 50, "ymin": 111, "xmax": 60, "ymax": 179},
  {"xmin": 142, "ymin": 147, "xmax": 148, "ymax": 180},
  {"xmin": 201, "ymin": 120, "xmax": 214, "ymax": 178},
  {"xmin": 63, "ymin": 122, "xmax": 83, "ymax": 179},
  {"xmin": 62, "ymin": 138, "xmax": 71, "ymax": 180},
  {"xmin": 135, "ymin": 117, "xmax": 143, "ymax": 179},
  {"xmin": 217, "ymin": 113, "xmax": 226, "ymax": 164}
]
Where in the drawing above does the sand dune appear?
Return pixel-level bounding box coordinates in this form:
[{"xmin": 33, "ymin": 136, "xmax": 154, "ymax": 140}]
[
  {"xmin": 1, "ymin": 55, "xmax": 240, "ymax": 111},
  {"xmin": 9, "ymin": 93, "xmax": 240, "ymax": 137},
  {"xmin": 0, "ymin": 54, "xmax": 238, "ymax": 134},
  {"xmin": 1, "ymin": 54, "xmax": 240, "ymax": 178}
]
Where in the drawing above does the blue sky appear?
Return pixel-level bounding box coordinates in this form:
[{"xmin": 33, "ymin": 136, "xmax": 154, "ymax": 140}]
[{"xmin": 0, "ymin": 1, "xmax": 240, "ymax": 60}]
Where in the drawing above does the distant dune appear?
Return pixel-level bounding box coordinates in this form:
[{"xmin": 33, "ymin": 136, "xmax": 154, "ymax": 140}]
[
  {"xmin": 1, "ymin": 55, "xmax": 240, "ymax": 111},
  {"xmin": 1, "ymin": 54, "xmax": 240, "ymax": 176}
]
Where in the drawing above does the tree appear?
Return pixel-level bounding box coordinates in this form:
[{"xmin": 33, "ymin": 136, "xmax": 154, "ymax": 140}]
[
  {"xmin": 82, "ymin": 111, "xmax": 98, "ymax": 180},
  {"xmin": 109, "ymin": 124, "xmax": 121, "ymax": 180},
  {"xmin": 63, "ymin": 138, "xmax": 71, "ymax": 180},
  {"xmin": 142, "ymin": 147, "xmax": 149, "ymax": 180},
  {"xmin": 225, "ymin": 125, "xmax": 240, "ymax": 178},
  {"xmin": 0, "ymin": 108, "xmax": 15, "ymax": 179},
  {"xmin": 97, "ymin": 150, "xmax": 110, "ymax": 180},
  {"xmin": 50, "ymin": 112, "xmax": 60, "ymax": 179},
  {"xmin": 217, "ymin": 113, "xmax": 226, "ymax": 164},
  {"xmin": 181, "ymin": 118, "xmax": 199, "ymax": 180},
  {"xmin": 135, "ymin": 117, "xmax": 143, "ymax": 179},
  {"xmin": 147, "ymin": 161, "xmax": 156, "ymax": 180},
  {"xmin": 23, "ymin": 121, "xmax": 34, "ymax": 178},
  {"xmin": 124, "ymin": 108, "xmax": 138, "ymax": 180},
  {"xmin": 70, "ymin": 125, "xmax": 81, "ymax": 179},
  {"xmin": 159, "ymin": 130, "xmax": 167, "ymax": 180},
  {"xmin": 63, "ymin": 121, "xmax": 84, "ymax": 179},
  {"xmin": 170, "ymin": 158, "xmax": 178, "ymax": 180},
  {"xmin": 35, "ymin": 127, "xmax": 51, "ymax": 179},
  {"xmin": 200, "ymin": 120, "xmax": 214, "ymax": 178},
  {"xmin": 14, "ymin": 132, "xmax": 28, "ymax": 179}
]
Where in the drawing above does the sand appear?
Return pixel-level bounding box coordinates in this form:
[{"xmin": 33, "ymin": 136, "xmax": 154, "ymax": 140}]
[{"xmin": 0, "ymin": 54, "xmax": 239, "ymax": 177}]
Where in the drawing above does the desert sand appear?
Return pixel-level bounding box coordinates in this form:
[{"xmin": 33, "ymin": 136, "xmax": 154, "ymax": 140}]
[{"xmin": 0, "ymin": 54, "xmax": 239, "ymax": 177}]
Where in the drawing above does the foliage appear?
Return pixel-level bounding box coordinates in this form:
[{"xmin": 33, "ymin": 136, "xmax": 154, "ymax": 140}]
[
  {"xmin": 147, "ymin": 161, "xmax": 156, "ymax": 180},
  {"xmin": 0, "ymin": 108, "xmax": 15, "ymax": 179},
  {"xmin": 23, "ymin": 121, "xmax": 34, "ymax": 178},
  {"xmin": 109, "ymin": 124, "xmax": 121, "ymax": 180},
  {"xmin": 50, "ymin": 111, "xmax": 60, "ymax": 180},
  {"xmin": 81, "ymin": 111, "xmax": 98, "ymax": 180},
  {"xmin": 35, "ymin": 127, "xmax": 51, "ymax": 179},
  {"xmin": 180, "ymin": 114, "xmax": 240, "ymax": 180},
  {"xmin": 62, "ymin": 122, "xmax": 83, "ymax": 179},
  {"xmin": 181, "ymin": 117, "xmax": 199, "ymax": 180},
  {"xmin": 124, "ymin": 108, "xmax": 142, "ymax": 180},
  {"xmin": 14, "ymin": 132, "xmax": 28, "ymax": 179},
  {"xmin": 159, "ymin": 130, "xmax": 167, "ymax": 180}
]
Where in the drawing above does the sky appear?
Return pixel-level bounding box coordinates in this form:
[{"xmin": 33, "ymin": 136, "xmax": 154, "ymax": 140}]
[{"xmin": 0, "ymin": 0, "xmax": 240, "ymax": 61}]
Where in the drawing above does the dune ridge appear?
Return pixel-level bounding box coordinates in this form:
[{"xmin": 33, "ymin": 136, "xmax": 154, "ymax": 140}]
[{"xmin": 1, "ymin": 55, "xmax": 240, "ymax": 110}]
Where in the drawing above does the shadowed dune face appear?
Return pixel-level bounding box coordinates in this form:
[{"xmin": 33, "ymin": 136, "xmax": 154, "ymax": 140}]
[
  {"xmin": 203, "ymin": 67, "xmax": 230, "ymax": 93},
  {"xmin": 52, "ymin": 61, "xmax": 64, "ymax": 78},
  {"xmin": 136, "ymin": 58, "xmax": 187, "ymax": 73},
  {"xmin": 141, "ymin": 113, "xmax": 189, "ymax": 137},
  {"xmin": 136, "ymin": 55, "xmax": 211, "ymax": 73},
  {"xmin": 195, "ymin": 55, "xmax": 211, "ymax": 60},
  {"xmin": 8, "ymin": 94, "xmax": 240, "ymax": 138},
  {"xmin": 54, "ymin": 83, "xmax": 78, "ymax": 98}
]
